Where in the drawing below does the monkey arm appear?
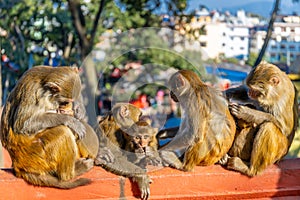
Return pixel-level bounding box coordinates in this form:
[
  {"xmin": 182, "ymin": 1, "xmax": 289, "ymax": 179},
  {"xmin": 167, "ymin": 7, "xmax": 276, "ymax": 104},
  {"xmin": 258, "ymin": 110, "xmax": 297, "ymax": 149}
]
[
  {"xmin": 18, "ymin": 113, "xmax": 86, "ymax": 139},
  {"xmin": 229, "ymin": 103, "xmax": 281, "ymax": 129},
  {"xmin": 95, "ymin": 134, "xmax": 151, "ymax": 200},
  {"xmin": 159, "ymin": 128, "xmax": 193, "ymax": 155}
]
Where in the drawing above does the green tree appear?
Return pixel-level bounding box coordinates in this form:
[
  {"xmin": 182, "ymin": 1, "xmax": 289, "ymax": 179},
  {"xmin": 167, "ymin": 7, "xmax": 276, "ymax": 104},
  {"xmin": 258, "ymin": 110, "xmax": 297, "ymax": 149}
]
[{"xmin": 0, "ymin": 0, "xmax": 189, "ymax": 122}]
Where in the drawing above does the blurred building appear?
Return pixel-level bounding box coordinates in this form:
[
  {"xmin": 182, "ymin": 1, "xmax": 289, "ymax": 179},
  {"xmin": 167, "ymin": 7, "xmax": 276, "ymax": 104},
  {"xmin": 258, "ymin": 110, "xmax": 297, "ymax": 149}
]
[{"xmin": 250, "ymin": 15, "xmax": 300, "ymax": 66}]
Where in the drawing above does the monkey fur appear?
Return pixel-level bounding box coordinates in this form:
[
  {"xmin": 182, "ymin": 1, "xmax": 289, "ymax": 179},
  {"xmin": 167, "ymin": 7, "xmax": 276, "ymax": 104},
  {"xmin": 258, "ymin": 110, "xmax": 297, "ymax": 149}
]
[
  {"xmin": 57, "ymin": 99, "xmax": 99, "ymax": 159},
  {"xmin": 123, "ymin": 120, "xmax": 163, "ymax": 169},
  {"xmin": 0, "ymin": 66, "xmax": 93, "ymax": 189},
  {"xmin": 96, "ymin": 103, "xmax": 152, "ymax": 200},
  {"xmin": 226, "ymin": 61, "xmax": 298, "ymax": 176},
  {"xmin": 160, "ymin": 69, "xmax": 236, "ymax": 171}
]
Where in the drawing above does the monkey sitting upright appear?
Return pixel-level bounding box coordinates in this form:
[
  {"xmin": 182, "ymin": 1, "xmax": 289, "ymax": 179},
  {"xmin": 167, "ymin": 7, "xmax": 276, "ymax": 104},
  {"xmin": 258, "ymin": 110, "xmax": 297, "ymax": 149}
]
[
  {"xmin": 0, "ymin": 66, "xmax": 94, "ymax": 189},
  {"xmin": 225, "ymin": 61, "xmax": 298, "ymax": 176},
  {"xmin": 159, "ymin": 69, "xmax": 236, "ymax": 171}
]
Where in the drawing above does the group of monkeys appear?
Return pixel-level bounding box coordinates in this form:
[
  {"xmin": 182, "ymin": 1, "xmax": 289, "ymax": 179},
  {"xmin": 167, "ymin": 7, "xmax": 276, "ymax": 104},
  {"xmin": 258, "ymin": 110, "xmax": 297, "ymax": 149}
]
[{"xmin": 0, "ymin": 61, "xmax": 298, "ymax": 200}]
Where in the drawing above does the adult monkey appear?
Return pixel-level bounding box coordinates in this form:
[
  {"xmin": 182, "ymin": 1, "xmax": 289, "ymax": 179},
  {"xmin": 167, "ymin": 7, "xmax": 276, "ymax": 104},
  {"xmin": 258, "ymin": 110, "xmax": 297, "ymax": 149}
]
[
  {"xmin": 0, "ymin": 66, "xmax": 93, "ymax": 189},
  {"xmin": 50, "ymin": 82, "xmax": 151, "ymax": 199},
  {"xmin": 159, "ymin": 69, "xmax": 236, "ymax": 171},
  {"xmin": 226, "ymin": 61, "xmax": 298, "ymax": 176}
]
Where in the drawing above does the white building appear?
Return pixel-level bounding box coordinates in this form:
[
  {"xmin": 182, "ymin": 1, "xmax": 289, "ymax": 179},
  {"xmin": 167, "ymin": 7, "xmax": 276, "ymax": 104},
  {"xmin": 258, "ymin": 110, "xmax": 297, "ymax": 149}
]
[
  {"xmin": 221, "ymin": 24, "xmax": 250, "ymax": 60},
  {"xmin": 250, "ymin": 15, "xmax": 300, "ymax": 66}
]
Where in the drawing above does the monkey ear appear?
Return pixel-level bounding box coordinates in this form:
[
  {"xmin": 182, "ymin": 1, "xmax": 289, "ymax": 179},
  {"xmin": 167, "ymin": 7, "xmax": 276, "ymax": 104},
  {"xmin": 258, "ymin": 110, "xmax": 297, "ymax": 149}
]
[
  {"xmin": 175, "ymin": 73, "xmax": 185, "ymax": 88},
  {"xmin": 270, "ymin": 76, "xmax": 280, "ymax": 86},
  {"xmin": 44, "ymin": 82, "xmax": 61, "ymax": 93},
  {"xmin": 71, "ymin": 67, "xmax": 79, "ymax": 73},
  {"xmin": 120, "ymin": 105, "xmax": 130, "ymax": 117}
]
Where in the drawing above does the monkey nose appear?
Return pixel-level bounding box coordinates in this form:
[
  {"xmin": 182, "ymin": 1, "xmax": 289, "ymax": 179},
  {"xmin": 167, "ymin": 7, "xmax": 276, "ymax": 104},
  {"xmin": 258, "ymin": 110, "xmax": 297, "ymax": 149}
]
[{"xmin": 140, "ymin": 140, "xmax": 148, "ymax": 148}]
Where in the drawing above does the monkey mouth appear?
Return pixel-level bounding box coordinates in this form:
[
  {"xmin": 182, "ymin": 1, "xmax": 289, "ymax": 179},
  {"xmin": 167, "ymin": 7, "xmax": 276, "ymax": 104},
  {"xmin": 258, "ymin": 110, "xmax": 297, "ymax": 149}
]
[{"xmin": 248, "ymin": 88, "xmax": 261, "ymax": 99}]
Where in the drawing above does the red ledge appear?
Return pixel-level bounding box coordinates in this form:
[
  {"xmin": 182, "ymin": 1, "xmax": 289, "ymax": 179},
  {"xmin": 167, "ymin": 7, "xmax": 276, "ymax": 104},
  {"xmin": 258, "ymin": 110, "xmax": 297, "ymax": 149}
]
[{"xmin": 1, "ymin": 148, "xmax": 300, "ymax": 199}]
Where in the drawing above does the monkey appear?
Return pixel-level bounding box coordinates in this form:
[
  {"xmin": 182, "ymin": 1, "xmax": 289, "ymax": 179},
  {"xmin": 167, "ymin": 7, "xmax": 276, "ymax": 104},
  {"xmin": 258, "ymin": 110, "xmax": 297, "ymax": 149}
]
[
  {"xmin": 0, "ymin": 66, "xmax": 94, "ymax": 189},
  {"xmin": 1, "ymin": 66, "xmax": 86, "ymax": 140},
  {"xmin": 95, "ymin": 103, "xmax": 152, "ymax": 200},
  {"xmin": 225, "ymin": 61, "xmax": 298, "ymax": 176},
  {"xmin": 55, "ymin": 99, "xmax": 99, "ymax": 159},
  {"xmin": 123, "ymin": 120, "xmax": 163, "ymax": 169},
  {"xmin": 159, "ymin": 69, "xmax": 236, "ymax": 171},
  {"xmin": 98, "ymin": 103, "xmax": 142, "ymax": 149}
]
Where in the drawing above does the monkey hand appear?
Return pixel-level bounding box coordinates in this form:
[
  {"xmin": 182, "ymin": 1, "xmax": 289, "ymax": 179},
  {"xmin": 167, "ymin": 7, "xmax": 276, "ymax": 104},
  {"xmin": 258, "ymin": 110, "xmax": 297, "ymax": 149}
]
[
  {"xmin": 132, "ymin": 174, "xmax": 151, "ymax": 200},
  {"xmin": 146, "ymin": 156, "xmax": 163, "ymax": 167},
  {"xmin": 218, "ymin": 154, "xmax": 230, "ymax": 166},
  {"xmin": 64, "ymin": 118, "xmax": 86, "ymax": 139},
  {"xmin": 73, "ymin": 101, "xmax": 86, "ymax": 120},
  {"xmin": 229, "ymin": 103, "xmax": 252, "ymax": 121},
  {"xmin": 94, "ymin": 147, "xmax": 115, "ymax": 166},
  {"xmin": 159, "ymin": 150, "xmax": 183, "ymax": 169}
]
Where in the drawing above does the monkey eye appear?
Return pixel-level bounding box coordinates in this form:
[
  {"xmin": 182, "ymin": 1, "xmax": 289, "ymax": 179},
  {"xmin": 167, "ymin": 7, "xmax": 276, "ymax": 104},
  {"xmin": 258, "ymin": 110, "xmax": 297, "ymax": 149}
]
[
  {"xmin": 134, "ymin": 136, "xmax": 142, "ymax": 140},
  {"xmin": 60, "ymin": 101, "xmax": 70, "ymax": 106},
  {"xmin": 143, "ymin": 135, "xmax": 150, "ymax": 139}
]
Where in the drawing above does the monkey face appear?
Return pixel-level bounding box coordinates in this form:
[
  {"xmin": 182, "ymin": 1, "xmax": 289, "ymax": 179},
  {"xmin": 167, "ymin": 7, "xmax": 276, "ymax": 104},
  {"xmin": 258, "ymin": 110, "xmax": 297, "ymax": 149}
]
[
  {"xmin": 132, "ymin": 134, "xmax": 151, "ymax": 149},
  {"xmin": 58, "ymin": 102, "xmax": 74, "ymax": 116}
]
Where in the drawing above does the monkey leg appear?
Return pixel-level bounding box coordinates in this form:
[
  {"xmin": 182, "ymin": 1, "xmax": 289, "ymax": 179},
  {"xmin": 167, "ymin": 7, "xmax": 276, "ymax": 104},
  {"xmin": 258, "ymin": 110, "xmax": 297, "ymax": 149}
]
[
  {"xmin": 228, "ymin": 123, "xmax": 288, "ymax": 176},
  {"xmin": 10, "ymin": 126, "xmax": 91, "ymax": 189},
  {"xmin": 228, "ymin": 127, "xmax": 256, "ymax": 161},
  {"xmin": 183, "ymin": 137, "xmax": 225, "ymax": 171}
]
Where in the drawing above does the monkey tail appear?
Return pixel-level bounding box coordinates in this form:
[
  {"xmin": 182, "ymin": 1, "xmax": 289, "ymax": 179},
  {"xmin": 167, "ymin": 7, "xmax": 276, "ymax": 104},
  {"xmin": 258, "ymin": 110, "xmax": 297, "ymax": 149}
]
[{"xmin": 22, "ymin": 173, "xmax": 91, "ymax": 189}]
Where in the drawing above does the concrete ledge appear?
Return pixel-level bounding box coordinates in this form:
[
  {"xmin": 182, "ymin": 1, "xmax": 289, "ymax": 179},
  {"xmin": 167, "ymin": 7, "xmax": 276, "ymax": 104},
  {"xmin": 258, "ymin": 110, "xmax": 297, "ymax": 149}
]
[{"xmin": 1, "ymin": 148, "xmax": 300, "ymax": 199}]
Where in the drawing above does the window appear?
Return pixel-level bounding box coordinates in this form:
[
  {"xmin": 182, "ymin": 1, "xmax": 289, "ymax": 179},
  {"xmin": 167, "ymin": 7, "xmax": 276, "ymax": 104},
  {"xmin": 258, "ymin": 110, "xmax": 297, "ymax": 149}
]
[
  {"xmin": 290, "ymin": 45, "xmax": 296, "ymax": 51},
  {"xmin": 271, "ymin": 45, "xmax": 277, "ymax": 49},
  {"xmin": 200, "ymin": 42, "xmax": 207, "ymax": 47}
]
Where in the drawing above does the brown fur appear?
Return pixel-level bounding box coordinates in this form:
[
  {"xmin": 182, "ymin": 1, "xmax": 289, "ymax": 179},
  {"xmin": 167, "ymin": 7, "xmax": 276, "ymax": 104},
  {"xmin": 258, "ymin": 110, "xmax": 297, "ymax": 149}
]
[
  {"xmin": 0, "ymin": 66, "xmax": 93, "ymax": 189},
  {"xmin": 96, "ymin": 103, "xmax": 151, "ymax": 199},
  {"xmin": 58, "ymin": 101, "xmax": 99, "ymax": 159},
  {"xmin": 160, "ymin": 70, "xmax": 236, "ymax": 171},
  {"xmin": 98, "ymin": 103, "xmax": 142, "ymax": 148},
  {"xmin": 227, "ymin": 61, "xmax": 298, "ymax": 176}
]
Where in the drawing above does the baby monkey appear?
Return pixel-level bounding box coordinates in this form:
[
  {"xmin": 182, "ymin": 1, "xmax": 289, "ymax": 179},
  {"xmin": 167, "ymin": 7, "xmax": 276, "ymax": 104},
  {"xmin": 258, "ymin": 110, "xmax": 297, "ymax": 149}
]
[{"xmin": 124, "ymin": 120, "xmax": 162, "ymax": 170}]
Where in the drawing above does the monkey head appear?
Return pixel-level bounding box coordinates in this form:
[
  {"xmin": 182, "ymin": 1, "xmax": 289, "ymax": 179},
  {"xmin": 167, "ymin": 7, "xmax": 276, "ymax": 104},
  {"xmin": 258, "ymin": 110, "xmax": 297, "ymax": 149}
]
[
  {"xmin": 112, "ymin": 103, "xmax": 142, "ymax": 129},
  {"xmin": 125, "ymin": 121, "xmax": 158, "ymax": 151},
  {"xmin": 246, "ymin": 61, "xmax": 288, "ymax": 106},
  {"xmin": 43, "ymin": 67, "xmax": 81, "ymax": 106},
  {"xmin": 168, "ymin": 70, "xmax": 205, "ymax": 103}
]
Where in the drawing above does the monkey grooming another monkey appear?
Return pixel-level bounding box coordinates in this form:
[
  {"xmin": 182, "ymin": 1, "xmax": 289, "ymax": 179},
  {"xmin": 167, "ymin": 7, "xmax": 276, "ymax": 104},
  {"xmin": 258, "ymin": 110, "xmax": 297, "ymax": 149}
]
[
  {"xmin": 226, "ymin": 61, "xmax": 298, "ymax": 176},
  {"xmin": 96, "ymin": 103, "xmax": 152, "ymax": 200},
  {"xmin": 160, "ymin": 69, "xmax": 236, "ymax": 171},
  {"xmin": 1, "ymin": 66, "xmax": 93, "ymax": 189}
]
